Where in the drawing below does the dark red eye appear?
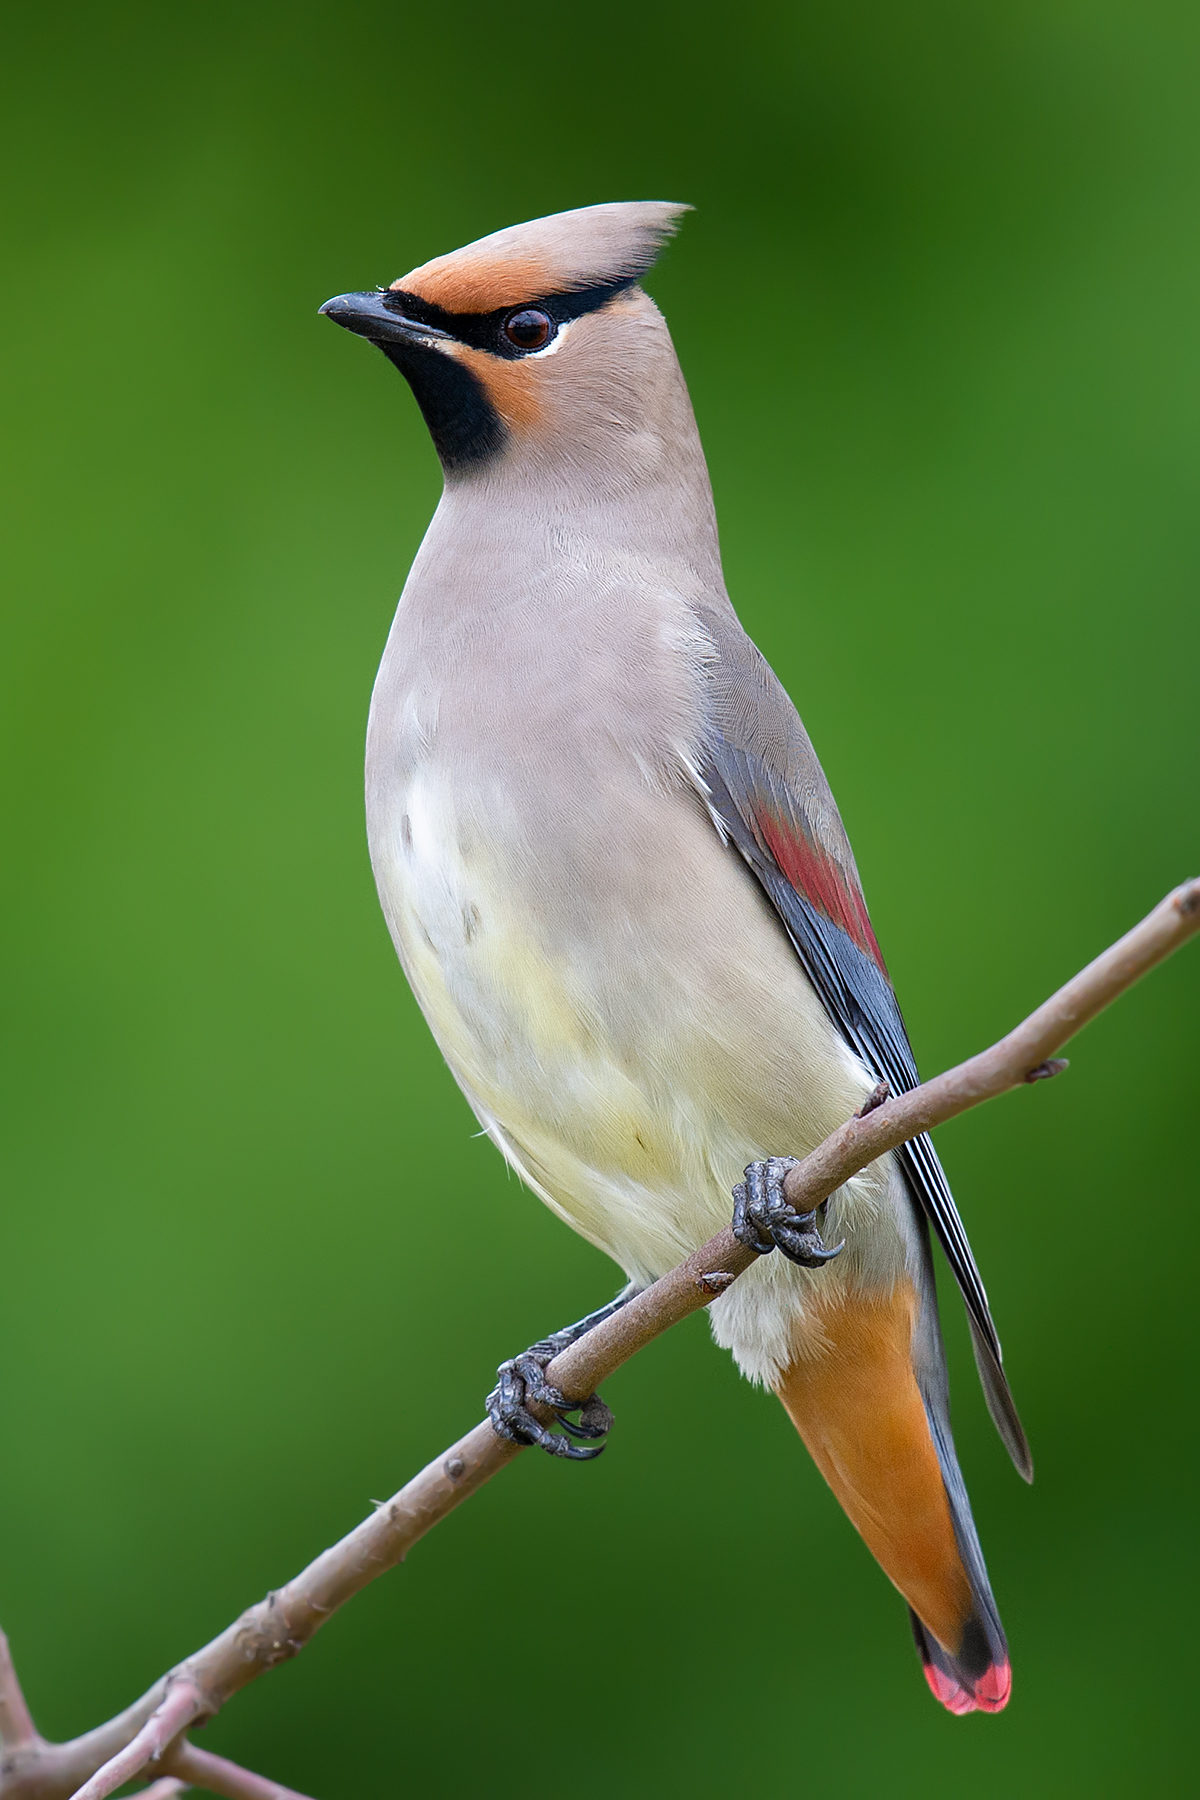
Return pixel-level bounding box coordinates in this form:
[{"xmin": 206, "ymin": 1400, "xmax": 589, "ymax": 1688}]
[{"xmin": 503, "ymin": 308, "xmax": 555, "ymax": 351}]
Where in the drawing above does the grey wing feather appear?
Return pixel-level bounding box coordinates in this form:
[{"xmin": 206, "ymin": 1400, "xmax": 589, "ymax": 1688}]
[{"xmin": 693, "ymin": 607, "xmax": 1032, "ymax": 1480}]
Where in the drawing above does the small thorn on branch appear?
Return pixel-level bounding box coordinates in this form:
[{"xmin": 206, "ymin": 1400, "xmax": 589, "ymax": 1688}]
[
  {"xmin": 1024, "ymin": 1057, "xmax": 1069, "ymax": 1083},
  {"xmin": 855, "ymin": 1080, "xmax": 890, "ymax": 1118},
  {"xmin": 695, "ymin": 1270, "xmax": 735, "ymax": 1294}
]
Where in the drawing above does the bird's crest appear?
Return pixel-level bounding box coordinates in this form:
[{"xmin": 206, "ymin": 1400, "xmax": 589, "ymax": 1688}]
[{"xmin": 393, "ymin": 201, "xmax": 689, "ymax": 315}]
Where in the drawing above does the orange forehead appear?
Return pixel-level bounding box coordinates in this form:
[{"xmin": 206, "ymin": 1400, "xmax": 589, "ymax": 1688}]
[
  {"xmin": 450, "ymin": 346, "xmax": 543, "ymax": 432},
  {"xmin": 393, "ymin": 250, "xmax": 556, "ymax": 315}
]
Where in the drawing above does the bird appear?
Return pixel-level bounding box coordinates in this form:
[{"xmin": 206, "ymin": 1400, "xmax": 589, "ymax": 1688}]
[{"xmin": 320, "ymin": 201, "xmax": 1030, "ymax": 1716}]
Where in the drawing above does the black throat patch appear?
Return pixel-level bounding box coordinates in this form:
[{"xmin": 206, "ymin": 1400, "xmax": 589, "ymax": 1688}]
[
  {"xmin": 378, "ymin": 276, "xmax": 637, "ymax": 471},
  {"xmin": 377, "ymin": 337, "xmax": 507, "ymax": 471}
]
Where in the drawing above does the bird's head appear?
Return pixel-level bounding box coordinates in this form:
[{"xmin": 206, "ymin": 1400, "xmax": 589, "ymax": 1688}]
[{"xmin": 320, "ymin": 201, "xmax": 690, "ymax": 484}]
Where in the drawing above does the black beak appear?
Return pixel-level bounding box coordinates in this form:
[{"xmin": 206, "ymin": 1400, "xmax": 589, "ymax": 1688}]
[{"xmin": 318, "ymin": 291, "xmax": 452, "ymax": 349}]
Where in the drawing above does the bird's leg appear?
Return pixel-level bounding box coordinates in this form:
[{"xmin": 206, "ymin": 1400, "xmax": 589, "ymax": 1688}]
[
  {"xmin": 732, "ymin": 1156, "xmax": 845, "ymax": 1269},
  {"xmin": 486, "ymin": 1284, "xmax": 639, "ymax": 1461}
]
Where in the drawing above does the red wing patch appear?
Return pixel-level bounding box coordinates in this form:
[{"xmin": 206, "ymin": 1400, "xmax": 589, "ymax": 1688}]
[{"xmin": 754, "ymin": 806, "xmax": 887, "ymax": 975}]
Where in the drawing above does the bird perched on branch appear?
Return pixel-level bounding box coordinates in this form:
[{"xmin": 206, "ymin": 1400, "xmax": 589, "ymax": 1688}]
[{"xmin": 321, "ymin": 202, "xmax": 1029, "ymax": 1715}]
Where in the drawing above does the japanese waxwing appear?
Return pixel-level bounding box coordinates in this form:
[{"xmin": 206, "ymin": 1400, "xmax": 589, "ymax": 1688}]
[{"xmin": 321, "ymin": 201, "xmax": 1029, "ymax": 1714}]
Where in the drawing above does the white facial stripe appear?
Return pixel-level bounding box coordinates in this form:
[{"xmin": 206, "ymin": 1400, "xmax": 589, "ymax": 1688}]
[{"xmin": 525, "ymin": 318, "xmax": 574, "ymax": 359}]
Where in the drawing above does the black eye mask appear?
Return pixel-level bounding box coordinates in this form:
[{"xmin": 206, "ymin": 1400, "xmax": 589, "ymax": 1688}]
[{"xmin": 380, "ymin": 275, "xmax": 637, "ymax": 360}]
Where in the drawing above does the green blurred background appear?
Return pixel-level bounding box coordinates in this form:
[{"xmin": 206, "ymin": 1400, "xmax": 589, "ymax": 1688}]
[{"xmin": 2, "ymin": 2, "xmax": 1198, "ymax": 1794}]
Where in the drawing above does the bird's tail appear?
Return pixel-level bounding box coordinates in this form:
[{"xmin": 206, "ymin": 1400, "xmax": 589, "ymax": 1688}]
[{"xmin": 773, "ymin": 1277, "xmax": 1010, "ymax": 1715}]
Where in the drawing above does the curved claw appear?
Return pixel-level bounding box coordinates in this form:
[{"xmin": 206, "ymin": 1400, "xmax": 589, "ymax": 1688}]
[
  {"xmin": 774, "ymin": 1222, "xmax": 846, "ymax": 1268},
  {"xmin": 732, "ymin": 1157, "xmax": 846, "ymax": 1269},
  {"xmin": 544, "ymin": 1431, "xmax": 605, "ymax": 1462},
  {"xmin": 487, "ymin": 1352, "xmax": 612, "ymax": 1460},
  {"xmin": 491, "ymin": 1403, "xmax": 604, "ymax": 1459}
]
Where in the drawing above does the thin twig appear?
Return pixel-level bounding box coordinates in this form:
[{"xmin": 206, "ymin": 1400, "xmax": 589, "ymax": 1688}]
[
  {"xmin": 0, "ymin": 879, "xmax": 1195, "ymax": 1800},
  {"xmin": 69, "ymin": 1684, "xmax": 203, "ymax": 1800},
  {"xmin": 139, "ymin": 1783, "xmax": 190, "ymax": 1799},
  {"xmin": 0, "ymin": 1687, "xmax": 171, "ymax": 1800},
  {"xmin": 770, "ymin": 878, "xmax": 1200, "ymax": 1217},
  {"xmin": 160, "ymin": 1743, "xmax": 315, "ymax": 1800},
  {"xmin": 0, "ymin": 1634, "xmax": 37, "ymax": 1753}
]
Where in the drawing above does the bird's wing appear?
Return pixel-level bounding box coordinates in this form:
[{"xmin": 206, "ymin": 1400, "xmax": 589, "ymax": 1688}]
[{"xmin": 692, "ymin": 607, "xmax": 1031, "ymax": 1480}]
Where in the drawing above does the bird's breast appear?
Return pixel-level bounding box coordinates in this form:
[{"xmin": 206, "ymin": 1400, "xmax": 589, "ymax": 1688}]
[
  {"xmin": 362, "ymin": 567, "xmax": 914, "ymax": 1367},
  {"xmin": 371, "ymin": 762, "xmax": 593, "ymax": 1079}
]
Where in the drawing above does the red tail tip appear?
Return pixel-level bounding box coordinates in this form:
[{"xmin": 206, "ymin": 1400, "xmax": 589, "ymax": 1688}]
[{"xmin": 923, "ymin": 1659, "xmax": 1012, "ymax": 1716}]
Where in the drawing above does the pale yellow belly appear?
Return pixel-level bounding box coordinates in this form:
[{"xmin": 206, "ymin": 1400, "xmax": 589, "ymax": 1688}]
[
  {"xmin": 390, "ymin": 831, "xmax": 724, "ymax": 1276},
  {"xmin": 370, "ymin": 770, "xmax": 913, "ymax": 1383}
]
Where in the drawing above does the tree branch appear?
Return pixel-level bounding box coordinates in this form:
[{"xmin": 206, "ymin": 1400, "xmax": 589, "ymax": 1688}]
[
  {"xmin": 0, "ymin": 879, "xmax": 1195, "ymax": 1800},
  {"xmin": 161, "ymin": 1743, "xmax": 315, "ymax": 1800},
  {"xmin": 0, "ymin": 1635, "xmax": 37, "ymax": 1755},
  {"xmin": 70, "ymin": 1683, "xmax": 203, "ymax": 1800}
]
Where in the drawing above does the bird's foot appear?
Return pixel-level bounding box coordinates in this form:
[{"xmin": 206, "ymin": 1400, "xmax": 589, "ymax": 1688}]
[
  {"xmin": 487, "ymin": 1349, "xmax": 613, "ymax": 1461},
  {"xmin": 732, "ymin": 1156, "xmax": 845, "ymax": 1269},
  {"xmin": 485, "ymin": 1289, "xmax": 636, "ymax": 1461}
]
